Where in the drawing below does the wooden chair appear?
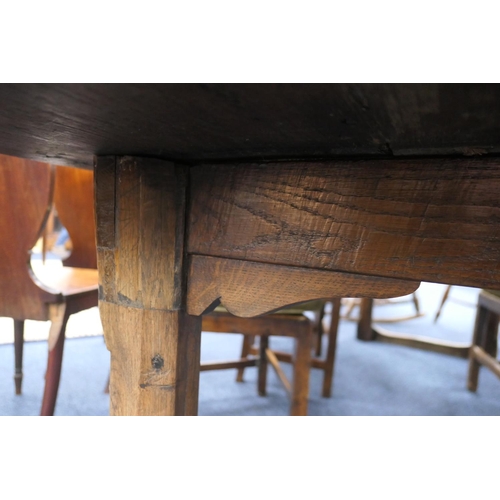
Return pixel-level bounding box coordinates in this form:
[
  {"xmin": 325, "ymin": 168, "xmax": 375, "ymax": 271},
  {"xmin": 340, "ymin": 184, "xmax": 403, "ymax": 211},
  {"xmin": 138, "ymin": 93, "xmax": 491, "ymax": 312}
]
[
  {"xmin": 356, "ymin": 296, "xmax": 471, "ymax": 358},
  {"xmin": 341, "ymin": 293, "xmax": 423, "ymax": 323},
  {"xmin": 467, "ymin": 290, "xmax": 500, "ymax": 391},
  {"xmin": 433, "ymin": 285, "xmax": 477, "ymax": 323},
  {"xmin": 201, "ymin": 299, "xmax": 341, "ymax": 415},
  {"xmin": 0, "ymin": 155, "xmax": 98, "ymax": 416}
]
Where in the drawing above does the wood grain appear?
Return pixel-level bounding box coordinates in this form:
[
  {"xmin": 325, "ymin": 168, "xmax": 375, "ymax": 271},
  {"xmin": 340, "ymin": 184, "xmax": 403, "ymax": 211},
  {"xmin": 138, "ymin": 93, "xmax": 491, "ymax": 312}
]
[
  {"xmin": 1, "ymin": 84, "xmax": 500, "ymax": 168},
  {"xmin": 102, "ymin": 303, "xmax": 201, "ymax": 416},
  {"xmin": 290, "ymin": 327, "xmax": 313, "ymax": 416},
  {"xmin": 96, "ymin": 156, "xmax": 187, "ymax": 310},
  {"xmin": 0, "ymin": 154, "xmax": 56, "ymax": 320},
  {"xmin": 188, "ymin": 158, "xmax": 500, "ymax": 289},
  {"xmin": 95, "ymin": 156, "xmax": 201, "ymax": 416},
  {"xmin": 187, "ymin": 255, "xmax": 419, "ymax": 317},
  {"xmin": 54, "ymin": 165, "xmax": 97, "ymax": 269}
]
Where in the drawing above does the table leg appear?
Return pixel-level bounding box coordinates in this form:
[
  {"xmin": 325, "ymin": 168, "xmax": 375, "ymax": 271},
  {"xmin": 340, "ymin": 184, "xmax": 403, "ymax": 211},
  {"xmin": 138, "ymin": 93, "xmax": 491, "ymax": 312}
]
[
  {"xmin": 357, "ymin": 298, "xmax": 376, "ymax": 341},
  {"xmin": 95, "ymin": 156, "xmax": 201, "ymax": 416}
]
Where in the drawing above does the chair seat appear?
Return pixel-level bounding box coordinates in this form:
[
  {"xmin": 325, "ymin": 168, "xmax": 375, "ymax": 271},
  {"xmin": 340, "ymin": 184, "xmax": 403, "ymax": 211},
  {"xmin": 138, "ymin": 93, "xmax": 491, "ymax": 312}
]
[
  {"xmin": 207, "ymin": 297, "xmax": 340, "ymax": 412},
  {"xmin": 32, "ymin": 263, "xmax": 98, "ymax": 296},
  {"xmin": 213, "ymin": 299, "xmax": 324, "ymax": 316}
]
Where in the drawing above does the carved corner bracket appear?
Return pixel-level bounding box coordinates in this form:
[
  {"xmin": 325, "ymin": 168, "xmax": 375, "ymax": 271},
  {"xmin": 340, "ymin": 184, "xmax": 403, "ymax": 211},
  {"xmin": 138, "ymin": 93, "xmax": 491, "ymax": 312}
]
[{"xmin": 186, "ymin": 255, "xmax": 420, "ymax": 317}]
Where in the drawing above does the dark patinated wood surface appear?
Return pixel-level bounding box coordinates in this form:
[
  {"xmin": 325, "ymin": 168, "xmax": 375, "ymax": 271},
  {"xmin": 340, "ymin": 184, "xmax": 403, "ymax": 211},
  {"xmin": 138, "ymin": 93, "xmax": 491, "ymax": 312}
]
[
  {"xmin": 187, "ymin": 255, "xmax": 419, "ymax": 316},
  {"xmin": 188, "ymin": 158, "xmax": 500, "ymax": 289},
  {"xmin": 1, "ymin": 84, "xmax": 500, "ymax": 168},
  {"xmin": 95, "ymin": 156, "xmax": 201, "ymax": 416}
]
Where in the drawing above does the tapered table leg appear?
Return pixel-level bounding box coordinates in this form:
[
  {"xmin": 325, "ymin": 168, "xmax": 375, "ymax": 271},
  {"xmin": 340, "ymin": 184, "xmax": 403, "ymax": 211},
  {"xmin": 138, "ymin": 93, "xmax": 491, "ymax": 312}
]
[{"xmin": 95, "ymin": 156, "xmax": 201, "ymax": 416}]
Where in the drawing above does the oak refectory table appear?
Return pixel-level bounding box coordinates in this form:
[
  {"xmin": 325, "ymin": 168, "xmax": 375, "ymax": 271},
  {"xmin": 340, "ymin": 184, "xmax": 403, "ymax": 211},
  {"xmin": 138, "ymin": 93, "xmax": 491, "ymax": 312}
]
[{"xmin": 1, "ymin": 84, "xmax": 499, "ymax": 415}]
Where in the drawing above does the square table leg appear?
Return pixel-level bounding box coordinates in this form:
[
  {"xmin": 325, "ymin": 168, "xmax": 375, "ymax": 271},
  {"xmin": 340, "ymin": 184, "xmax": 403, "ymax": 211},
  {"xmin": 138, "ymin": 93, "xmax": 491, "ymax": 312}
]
[{"xmin": 95, "ymin": 156, "xmax": 201, "ymax": 416}]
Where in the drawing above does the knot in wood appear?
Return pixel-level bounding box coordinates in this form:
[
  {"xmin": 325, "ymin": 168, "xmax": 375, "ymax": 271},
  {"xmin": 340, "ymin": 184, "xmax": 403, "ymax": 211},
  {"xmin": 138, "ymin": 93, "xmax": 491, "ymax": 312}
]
[{"xmin": 151, "ymin": 354, "xmax": 164, "ymax": 371}]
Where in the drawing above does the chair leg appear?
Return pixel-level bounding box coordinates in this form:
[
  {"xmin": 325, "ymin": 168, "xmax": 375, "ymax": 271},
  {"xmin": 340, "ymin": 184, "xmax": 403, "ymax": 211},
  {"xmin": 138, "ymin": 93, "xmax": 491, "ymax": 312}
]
[
  {"xmin": 314, "ymin": 305, "xmax": 326, "ymax": 357},
  {"xmin": 468, "ymin": 305, "xmax": 498, "ymax": 392},
  {"xmin": 40, "ymin": 307, "xmax": 70, "ymax": 416},
  {"xmin": 14, "ymin": 319, "xmax": 25, "ymax": 395},
  {"xmin": 412, "ymin": 292, "xmax": 420, "ymax": 315},
  {"xmin": 321, "ymin": 298, "xmax": 341, "ymax": 398},
  {"xmin": 342, "ymin": 298, "xmax": 358, "ymax": 320},
  {"xmin": 468, "ymin": 306, "xmax": 485, "ymax": 392},
  {"xmin": 236, "ymin": 335, "xmax": 255, "ymax": 383},
  {"xmin": 434, "ymin": 285, "xmax": 452, "ymax": 323},
  {"xmin": 257, "ymin": 335, "xmax": 269, "ymax": 396},
  {"xmin": 290, "ymin": 326, "xmax": 312, "ymax": 416}
]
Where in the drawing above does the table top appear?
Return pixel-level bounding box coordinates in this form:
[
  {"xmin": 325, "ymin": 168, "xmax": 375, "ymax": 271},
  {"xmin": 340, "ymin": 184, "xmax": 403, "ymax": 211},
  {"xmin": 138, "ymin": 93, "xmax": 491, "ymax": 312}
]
[{"xmin": 1, "ymin": 84, "xmax": 499, "ymax": 168}]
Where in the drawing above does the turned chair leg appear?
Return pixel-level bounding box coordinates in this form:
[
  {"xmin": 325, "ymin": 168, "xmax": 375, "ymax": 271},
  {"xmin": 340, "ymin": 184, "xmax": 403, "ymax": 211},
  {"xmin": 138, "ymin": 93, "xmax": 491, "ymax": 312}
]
[
  {"xmin": 236, "ymin": 335, "xmax": 255, "ymax": 383},
  {"xmin": 13, "ymin": 319, "xmax": 25, "ymax": 395},
  {"xmin": 257, "ymin": 335, "xmax": 269, "ymax": 396},
  {"xmin": 41, "ymin": 308, "xmax": 70, "ymax": 416},
  {"xmin": 321, "ymin": 298, "xmax": 341, "ymax": 398}
]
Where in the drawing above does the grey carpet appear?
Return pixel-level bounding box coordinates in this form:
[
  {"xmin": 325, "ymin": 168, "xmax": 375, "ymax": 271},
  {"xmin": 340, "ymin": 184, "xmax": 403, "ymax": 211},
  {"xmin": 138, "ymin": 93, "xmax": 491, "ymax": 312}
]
[{"xmin": 1, "ymin": 284, "xmax": 499, "ymax": 416}]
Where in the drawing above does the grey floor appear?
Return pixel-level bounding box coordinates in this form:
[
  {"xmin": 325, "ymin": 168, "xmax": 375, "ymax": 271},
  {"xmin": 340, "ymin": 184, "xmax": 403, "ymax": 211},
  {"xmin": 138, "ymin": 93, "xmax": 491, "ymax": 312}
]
[{"xmin": 1, "ymin": 283, "xmax": 500, "ymax": 416}]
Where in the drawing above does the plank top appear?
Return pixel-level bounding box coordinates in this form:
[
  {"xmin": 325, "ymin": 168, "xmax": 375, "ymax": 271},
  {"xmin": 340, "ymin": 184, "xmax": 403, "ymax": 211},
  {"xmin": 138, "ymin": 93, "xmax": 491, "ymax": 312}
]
[{"xmin": 1, "ymin": 84, "xmax": 500, "ymax": 168}]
